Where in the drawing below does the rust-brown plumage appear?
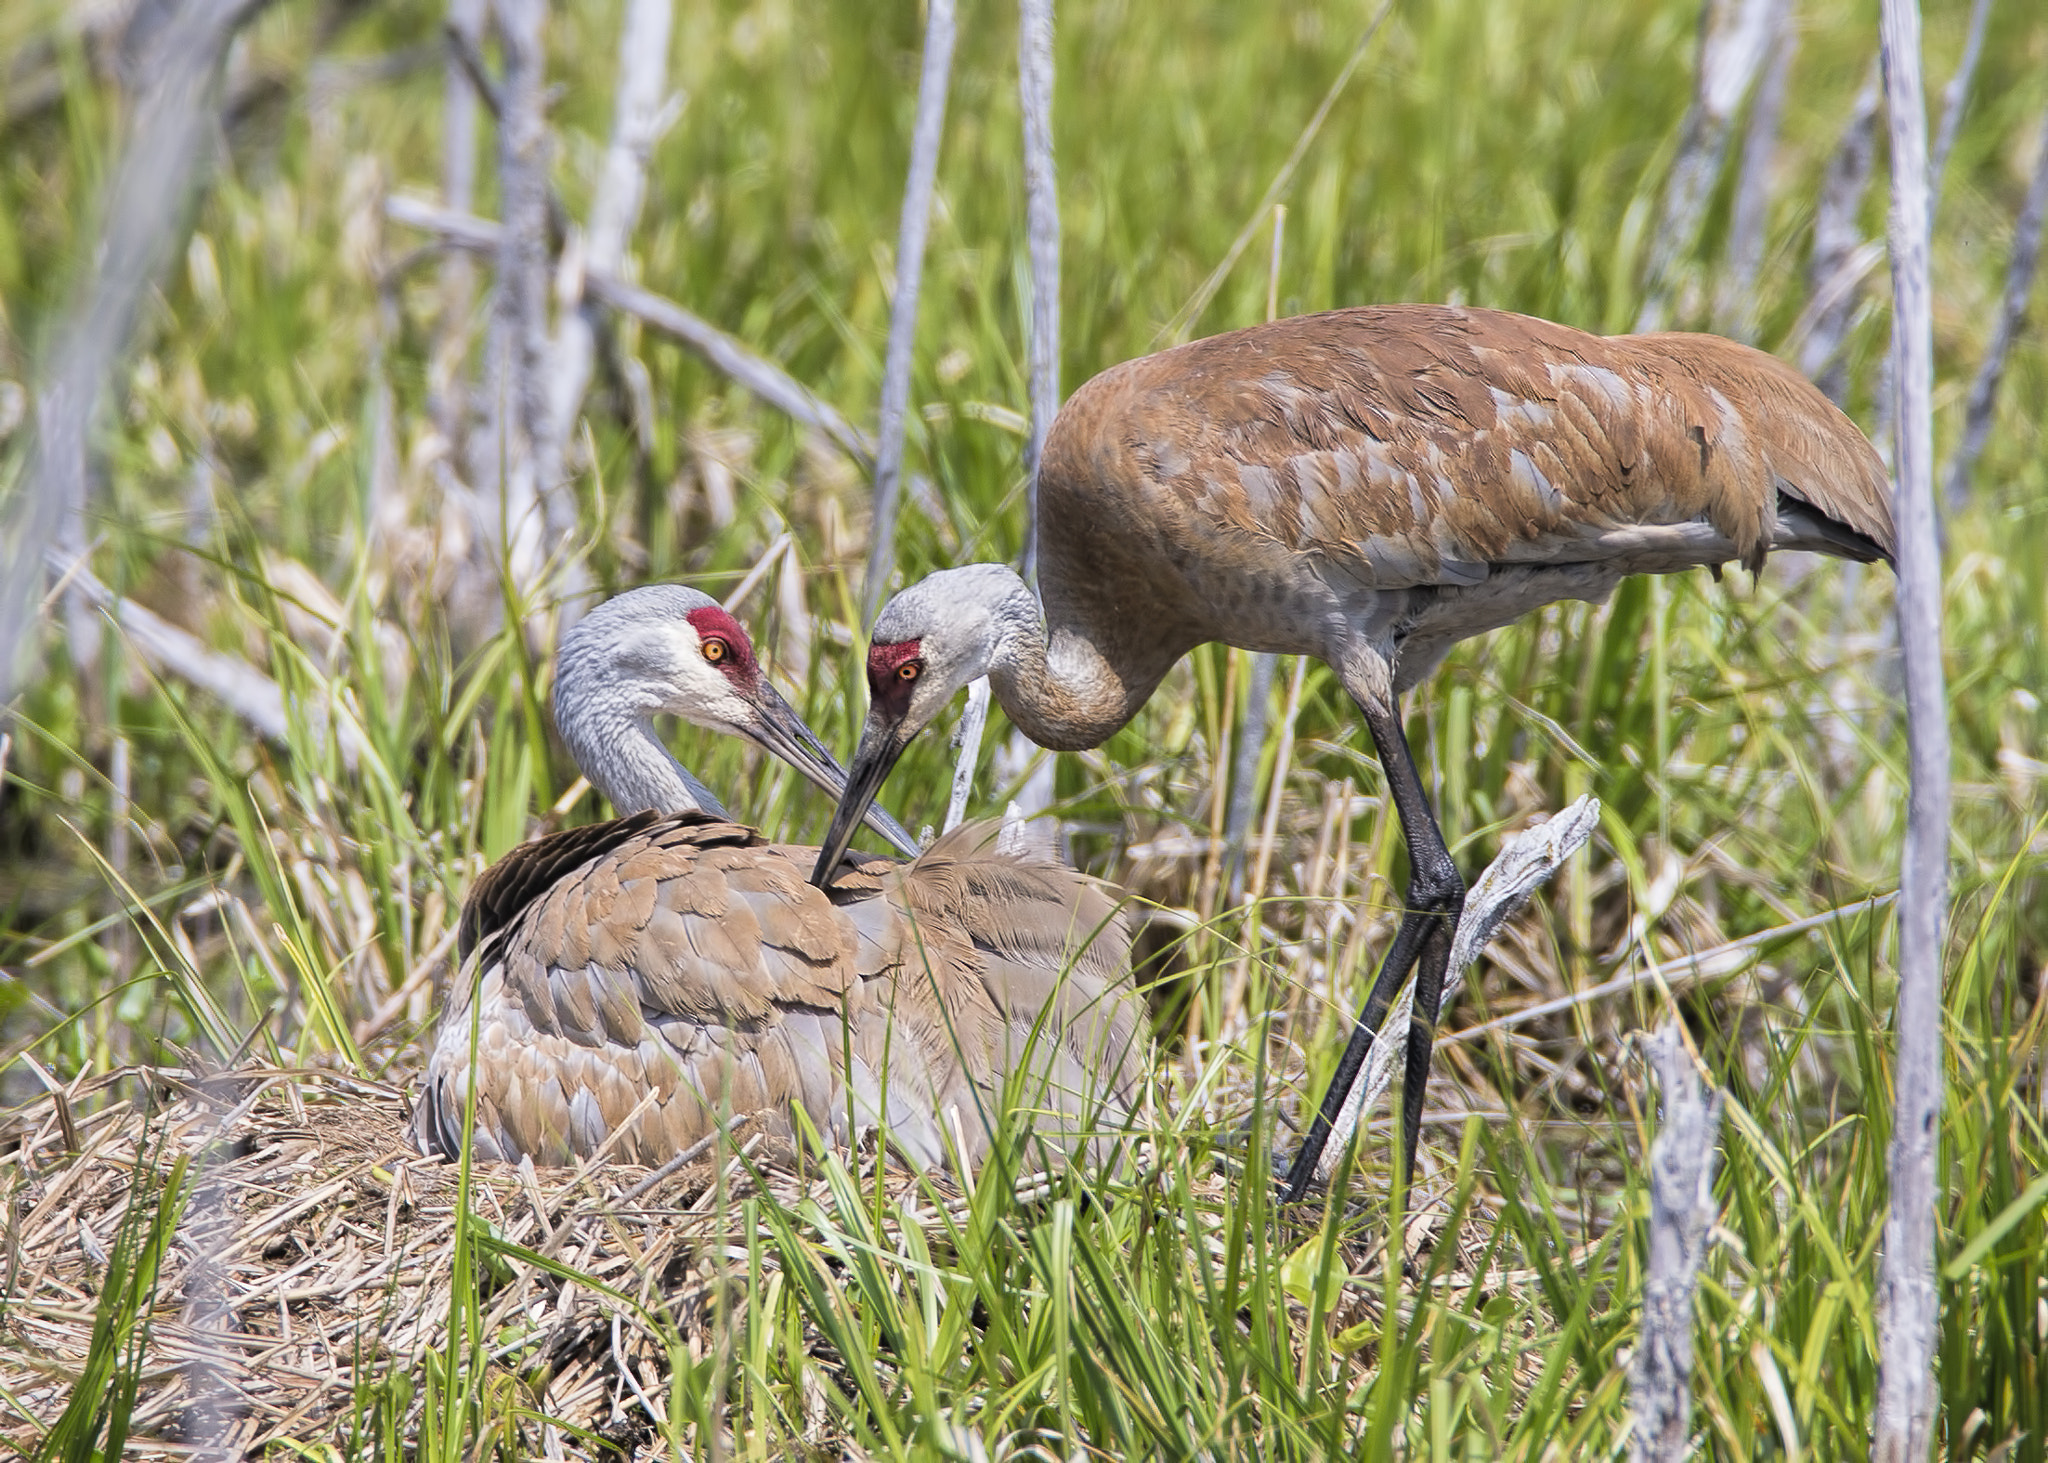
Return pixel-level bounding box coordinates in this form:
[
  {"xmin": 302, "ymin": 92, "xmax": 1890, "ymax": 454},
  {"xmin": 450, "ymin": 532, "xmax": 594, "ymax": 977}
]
[
  {"xmin": 417, "ymin": 816, "xmax": 1138, "ymax": 1168},
  {"xmin": 412, "ymin": 586, "xmax": 1141, "ymax": 1170},
  {"xmin": 813, "ymin": 305, "xmax": 1895, "ymax": 1198},
  {"xmin": 1028, "ymin": 307, "xmax": 1892, "ymax": 719}
]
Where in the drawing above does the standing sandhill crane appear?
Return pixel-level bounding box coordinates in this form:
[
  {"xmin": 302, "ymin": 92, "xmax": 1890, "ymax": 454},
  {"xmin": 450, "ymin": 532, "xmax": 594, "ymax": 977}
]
[
  {"xmin": 413, "ymin": 585, "xmax": 1142, "ymax": 1170},
  {"xmin": 810, "ymin": 304, "xmax": 1895, "ymax": 1200}
]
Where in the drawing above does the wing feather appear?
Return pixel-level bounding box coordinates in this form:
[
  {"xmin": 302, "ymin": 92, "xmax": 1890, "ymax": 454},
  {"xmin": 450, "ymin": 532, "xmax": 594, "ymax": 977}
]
[
  {"xmin": 1059, "ymin": 304, "xmax": 1892, "ymax": 595},
  {"xmin": 416, "ymin": 812, "xmax": 1147, "ymax": 1173}
]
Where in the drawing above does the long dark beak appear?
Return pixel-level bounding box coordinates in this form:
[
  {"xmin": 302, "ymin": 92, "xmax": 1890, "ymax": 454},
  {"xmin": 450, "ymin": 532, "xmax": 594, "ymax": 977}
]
[
  {"xmin": 744, "ymin": 683, "xmax": 919, "ymax": 858},
  {"xmin": 810, "ymin": 704, "xmax": 913, "ymax": 886}
]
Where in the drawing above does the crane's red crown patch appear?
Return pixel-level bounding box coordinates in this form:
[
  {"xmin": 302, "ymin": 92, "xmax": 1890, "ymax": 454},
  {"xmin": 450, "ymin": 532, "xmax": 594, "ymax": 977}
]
[
  {"xmin": 684, "ymin": 606, "xmax": 761, "ymax": 682},
  {"xmin": 867, "ymin": 638, "xmax": 923, "ymax": 695}
]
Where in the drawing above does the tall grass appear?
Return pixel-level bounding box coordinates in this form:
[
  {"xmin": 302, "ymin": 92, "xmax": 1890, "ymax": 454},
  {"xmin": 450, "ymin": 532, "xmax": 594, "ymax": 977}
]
[{"xmin": 2, "ymin": 0, "xmax": 2045, "ymax": 1454}]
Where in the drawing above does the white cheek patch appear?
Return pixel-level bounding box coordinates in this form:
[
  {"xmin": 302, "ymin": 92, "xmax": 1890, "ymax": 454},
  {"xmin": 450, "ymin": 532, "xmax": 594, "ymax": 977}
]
[{"xmin": 614, "ymin": 627, "xmax": 680, "ymax": 678}]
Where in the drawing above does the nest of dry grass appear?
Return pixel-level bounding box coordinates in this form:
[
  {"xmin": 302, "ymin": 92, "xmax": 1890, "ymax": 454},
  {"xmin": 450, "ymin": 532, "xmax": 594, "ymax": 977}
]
[
  {"xmin": 0, "ymin": 1067, "xmax": 887, "ymax": 1458},
  {"xmin": 1, "ymin": 1056, "xmax": 1542, "ymax": 1460}
]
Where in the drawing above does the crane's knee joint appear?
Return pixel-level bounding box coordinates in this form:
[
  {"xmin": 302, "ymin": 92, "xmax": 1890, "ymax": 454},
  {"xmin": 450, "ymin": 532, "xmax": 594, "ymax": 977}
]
[{"xmin": 1411, "ymin": 859, "xmax": 1465, "ymax": 916}]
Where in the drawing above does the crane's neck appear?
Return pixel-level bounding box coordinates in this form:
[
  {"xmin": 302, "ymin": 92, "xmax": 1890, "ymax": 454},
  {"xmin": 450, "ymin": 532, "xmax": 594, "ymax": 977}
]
[
  {"xmin": 558, "ymin": 694, "xmax": 729, "ymax": 818},
  {"xmin": 988, "ymin": 607, "xmax": 1181, "ymax": 753}
]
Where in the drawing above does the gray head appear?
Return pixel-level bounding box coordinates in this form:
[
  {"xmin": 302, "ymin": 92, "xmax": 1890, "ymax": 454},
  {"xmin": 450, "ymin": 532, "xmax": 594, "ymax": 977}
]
[
  {"xmin": 865, "ymin": 563, "xmax": 1039, "ymax": 739},
  {"xmin": 553, "ymin": 585, "xmax": 915, "ymax": 853},
  {"xmin": 810, "ymin": 563, "xmax": 1037, "ymax": 883}
]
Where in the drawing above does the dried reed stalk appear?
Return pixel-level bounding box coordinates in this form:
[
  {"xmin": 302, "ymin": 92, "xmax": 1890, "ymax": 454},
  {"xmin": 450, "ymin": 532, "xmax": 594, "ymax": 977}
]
[
  {"xmin": 1628, "ymin": 1025, "xmax": 1724, "ymax": 1463},
  {"xmin": 4, "ymin": 0, "xmax": 275, "ymax": 707},
  {"xmin": 1017, "ymin": 0, "xmax": 1060, "ymax": 583},
  {"xmin": 862, "ymin": 0, "xmax": 957, "ymax": 625},
  {"xmin": 1872, "ymin": 0, "xmax": 1949, "ymax": 1455}
]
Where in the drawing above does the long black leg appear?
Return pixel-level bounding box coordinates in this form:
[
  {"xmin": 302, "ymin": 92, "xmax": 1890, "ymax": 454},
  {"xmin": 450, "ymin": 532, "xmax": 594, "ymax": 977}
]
[{"xmin": 1282, "ymin": 687, "xmax": 1465, "ymax": 1201}]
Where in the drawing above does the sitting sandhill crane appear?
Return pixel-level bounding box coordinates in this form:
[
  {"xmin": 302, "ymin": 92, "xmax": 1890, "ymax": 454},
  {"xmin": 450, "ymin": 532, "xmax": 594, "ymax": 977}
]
[
  {"xmin": 413, "ymin": 585, "xmax": 1142, "ymax": 1170},
  {"xmin": 810, "ymin": 305, "xmax": 1895, "ymax": 1199}
]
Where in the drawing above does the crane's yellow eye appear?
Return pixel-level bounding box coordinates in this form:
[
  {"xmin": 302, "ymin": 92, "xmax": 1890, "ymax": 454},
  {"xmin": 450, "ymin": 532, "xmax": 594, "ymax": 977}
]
[
  {"xmin": 703, "ymin": 639, "xmax": 728, "ymax": 664},
  {"xmin": 897, "ymin": 662, "xmax": 921, "ymax": 682}
]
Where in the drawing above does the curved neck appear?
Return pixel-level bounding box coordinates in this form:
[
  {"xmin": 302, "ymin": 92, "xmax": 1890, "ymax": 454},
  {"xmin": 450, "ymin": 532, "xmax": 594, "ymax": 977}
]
[
  {"xmin": 989, "ymin": 602, "xmax": 1183, "ymax": 753},
  {"xmin": 560, "ymin": 696, "xmax": 728, "ymax": 818}
]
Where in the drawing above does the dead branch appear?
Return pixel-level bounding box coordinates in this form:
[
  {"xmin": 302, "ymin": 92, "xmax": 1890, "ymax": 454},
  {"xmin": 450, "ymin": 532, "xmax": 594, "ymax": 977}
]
[
  {"xmin": 1628, "ymin": 1025, "xmax": 1724, "ymax": 1463},
  {"xmin": 1445, "ymin": 893, "xmax": 1896, "ymax": 1045},
  {"xmin": 386, "ymin": 197, "xmax": 874, "ymax": 469},
  {"xmin": 545, "ymin": 0, "xmax": 677, "ymax": 630},
  {"xmin": 1796, "ymin": 57, "xmax": 1881, "ymax": 404},
  {"xmin": 1637, "ymin": 0, "xmax": 1778, "ymax": 332},
  {"xmin": 945, "ymin": 678, "xmax": 992, "ymax": 835},
  {"xmin": 1928, "ymin": 0, "xmax": 1994, "ymax": 209},
  {"xmin": 490, "ymin": 0, "xmax": 562, "ymax": 605},
  {"xmin": 1017, "ymin": 0, "xmax": 1060, "ymax": 582},
  {"xmin": 1715, "ymin": 0, "xmax": 1797, "ymax": 342},
  {"xmin": 428, "ymin": 0, "xmax": 488, "ymax": 480},
  {"xmin": 1943, "ymin": 106, "xmax": 2048, "ymax": 511},
  {"xmin": 1872, "ymin": 1, "xmax": 1949, "ymax": 1455},
  {"xmin": 2, "ymin": 0, "xmax": 275, "ymax": 709},
  {"xmin": 861, "ymin": 0, "xmax": 957, "ymax": 625},
  {"xmin": 1316, "ymin": 796, "xmax": 1601, "ymax": 1183},
  {"xmin": 1222, "ymin": 652, "xmax": 1278, "ymax": 906},
  {"xmin": 48, "ymin": 550, "xmax": 368, "ymax": 773}
]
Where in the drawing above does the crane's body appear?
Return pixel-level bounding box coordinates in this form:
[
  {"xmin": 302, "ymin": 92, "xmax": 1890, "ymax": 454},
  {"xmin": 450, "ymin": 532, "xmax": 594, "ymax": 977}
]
[
  {"xmin": 1000, "ymin": 305, "xmax": 1892, "ymax": 746},
  {"xmin": 416, "ymin": 812, "xmax": 1139, "ymax": 1168},
  {"xmin": 812, "ymin": 304, "xmax": 1894, "ymax": 1196},
  {"xmin": 412, "ymin": 586, "xmax": 1142, "ymax": 1170}
]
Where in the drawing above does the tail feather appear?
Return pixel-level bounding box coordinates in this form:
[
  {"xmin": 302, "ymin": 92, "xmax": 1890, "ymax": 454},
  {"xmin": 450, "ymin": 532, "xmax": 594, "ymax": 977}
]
[
  {"xmin": 1634, "ymin": 332, "xmax": 1897, "ymax": 566},
  {"xmin": 1775, "ymin": 499, "xmax": 1890, "ymax": 564}
]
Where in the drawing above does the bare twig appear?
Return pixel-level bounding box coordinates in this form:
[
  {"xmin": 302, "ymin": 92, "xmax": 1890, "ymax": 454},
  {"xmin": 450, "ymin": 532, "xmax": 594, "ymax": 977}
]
[
  {"xmin": 1222, "ymin": 651, "xmax": 1276, "ymax": 906},
  {"xmin": 440, "ymin": 16, "xmax": 575, "ymax": 247},
  {"xmin": 1637, "ymin": 0, "xmax": 1778, "ymax": 333},
  {"xmin": 433, "ymin": 0, "xmax": 506, "ymax": 650},
  {"xmin": 1629, "ymin": 1025, "xmax": 1725, "ymax": 1463},
  {"xmin": 1714, "ymin": 0, "xmax": 1797, "ymax": 342},
  {"xmin": 1247, "ymin": 656, "xmax": 1306, "ymax": 919},
  {"xmin": 1928, "ymin": 0, "xmax": 1994, "ymax": 209},
  {"xmin": 491, "ymin": 0, "xmax": 563, "ymax": 605},
  {"xmin": 1796, "ymin": 58, "xmax": 1881, "ymax": 404},
  {"xmin": 3, "ymin": 0, "xmax": 274, "ymax": 708},
  {"xmin": 1873, "ymin": 0, "xmax": 1949, "ymax": 1455},
  {"xmin": 180, "ymin": 1095, "xmax": 251, "ymax": 1463},
  {"xmin": 386, "ymin": 197, "xmax": 874, "ymax": 467},
  {"xmin": 1317, "ymin": 797, "xmax": 1601, "ymax": 1182},
  {"xmin": 1017, "ymin": 0, "xmax": 1059, "ymax": 584},
  {"xmin": 1444, "ymin": 893, "xmax": 1897, "ymax": 1044},
  {"xmin": 48, "ymin": 550, "xmax": 368, "ymax": 772},
  {"xmin": 444, "ymin": 12, "xmax": 503, "ymax": 116},
  {"xmin": 546, "ymin": 0, "xmax": 677, "ymax": 630},
  {"xmin": 430, "ymin": 0, "xmax": 488, "ymax": 466},
  {"xmin": 1943, "ymin": 106, "xmax": 2048, "ymax": 511},
  {"xmin": 1870, "ymin": 0, "xmax": 1997, "ymax": 475},
  {"xmin": 861, "ymin": 0, "xmax": 956, "ymax": 626},
  {"xmin": 946, "ymin": 677, "xmax": 991, "ymax": 834},
  {"xmin": 1223, "ymin": 209, "xmax": 1290, "ymax": 905},
  {"xmin": 586, "ymin": 275, "xmax": 874, "ymax": 466}
]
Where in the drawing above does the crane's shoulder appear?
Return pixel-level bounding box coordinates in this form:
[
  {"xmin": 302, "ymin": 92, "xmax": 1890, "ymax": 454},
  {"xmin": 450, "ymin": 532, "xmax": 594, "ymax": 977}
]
[
  {"xmin": 458, "ymin": 810, "xmax": 709, "ymax": 956},
  {"xmin": 474, "ymin": 818, "xmax": 886, "ymax": 1033}
]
